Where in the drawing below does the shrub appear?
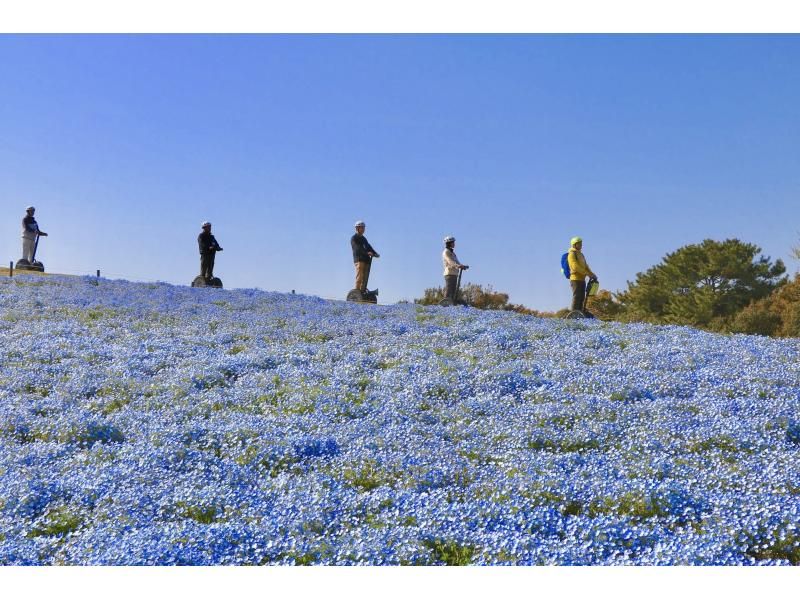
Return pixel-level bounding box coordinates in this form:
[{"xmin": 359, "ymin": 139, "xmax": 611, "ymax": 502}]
[
  {"xmin": 421, "ymin": 537, "xmax": 476, "ymax": 565},
  {"xmin": 27, "ymin": 505, "xmax": 83, "ymax": 538},
  {"xmin": 415, "ymin": 282, "xmax": 549, "ymax": 316},
  {"xmin": 730, "ymin": 275, "xmax": 800, "ymax": 337}
]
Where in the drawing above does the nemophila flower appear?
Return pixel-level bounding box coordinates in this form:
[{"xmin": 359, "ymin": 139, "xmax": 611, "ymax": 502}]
[
  {"xmin": 1, "ymin": 275, "xmax": 800, "ymax": 564},
  {"xmin": 786, "ymin": 421, "xmax": 800, "ymax": 445}
]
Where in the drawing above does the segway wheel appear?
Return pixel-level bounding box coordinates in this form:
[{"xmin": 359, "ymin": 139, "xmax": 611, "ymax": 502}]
[
  {"xmin": 191, "ymin": 276, "xmax": 223, "ymax": 288},
  {"xmin": 347, "ymin": 289, "xmax": 378, "ymax": 303},
  {"xmin": 346, "ymin": 289, "xmax": 364, "ymax": 302},
  {"xmin": 565, "ymin": 310, "xmax": 587, "ymax": 320}
]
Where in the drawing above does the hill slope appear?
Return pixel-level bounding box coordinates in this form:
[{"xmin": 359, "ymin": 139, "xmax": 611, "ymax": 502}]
[{"xmin": 1, "ymin": 275, "xmax": 799, "ymax": 565}]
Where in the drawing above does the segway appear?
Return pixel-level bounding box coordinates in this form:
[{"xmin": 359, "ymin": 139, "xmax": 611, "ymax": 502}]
[
  {"xmin": 439, "ymin": 267, "xmax": 467, "ymax": 307},
  {"xmin": 192, "ymin": 244, "xmax": 223, "ymax": 288},
  {"xmin": 15, "ymin": 235, "xmax": 45, "ymax": 272},
  {"xmin": 192, "ymin": 275, "xmax": 223, "ymax": 288},
  {"xmin": 347, "ymin": 288, "xmax": 379, "ymax": 304},
  {"xmin": 347, "ymin": 253, "xmax": 380, "ymax": 304},
  {"xmin": 564, "ymin": 278, "xmax": 598, "ymax": 319}
]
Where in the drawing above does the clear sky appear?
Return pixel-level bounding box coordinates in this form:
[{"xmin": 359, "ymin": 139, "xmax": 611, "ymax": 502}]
[{"xmin": 1, "ymin": 34, "xmax": 798, "ymax": 310}]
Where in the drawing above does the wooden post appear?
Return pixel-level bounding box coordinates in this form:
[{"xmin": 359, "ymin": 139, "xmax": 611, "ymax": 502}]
[
  {"xmin": 97, "ymin": 269, "xmax": 100, "ymax": 279},
  {"xmin": 9, "ymin": 261, "xmax": 12, "ymax": 277}
]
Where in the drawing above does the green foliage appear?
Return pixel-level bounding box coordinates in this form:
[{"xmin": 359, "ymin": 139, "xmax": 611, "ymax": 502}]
[
  {"xmin": 288, "ymin": 544, "xmax": 334, "ymax": 565},
  {"xmin": 415, "ymin": 283, "xmax": 507, "ymax": 309},
  {"xmin": 98, "ymin": 396, "xmax": 132, "ymax": 415},
  {"xmin": 179, "ymin": 503, "xmax": 219, "ymax": 524},
  {"xmin": 585, "ymin": 290, "xmax": 627, "ymax": 321},
  {"xmin": 616, "ymin": 239, "xmax": 786, "ymax": 331},
  {"xmin": 421, "ymin": 538, "xmax": 476, "ymax": 565},
  {"xmin": 23, "ymin": 383, "xmax": 50, "ymax": 397},
  {"xmin": 526, "ymin": 436, "xmax": 601, "ymax": 453},
  {"xmin": 730, "ymin": 274, "xmax": 800, "ymax": 337},
  {"xmin": 342, "ymin": 459, "xmax": 396, "ymax": 492},
  {"xmin": 586, "ymin": 491, "xmax": 674, "ymax": 520},
  {"xmin": 687, "ymin": 434, "xmax": 743, "ymax": 454},
  {"xmin": 235, "ymin": 446, "xmax": 300, "ymax": 477},
  {"xmin": 297, "ymin": 332, "xmax": 333, "ymax": 343},
  {"xmin": 415, "ymin": 282, "xmax": 546, "ymax": 315},
  {"xmin": 60, "ymin": 422, "xmax": 125, "ymax": 448},
  {"xmin": 27, "ymin": 505, "xmax": 83, "ymax": 538},
  {"xmin": 746, "ymin": 527, "xmax": 800, "ymax": 564}
]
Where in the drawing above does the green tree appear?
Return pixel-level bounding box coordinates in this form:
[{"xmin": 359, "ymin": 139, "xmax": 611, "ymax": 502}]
[
  {"xmin": 731, "ymin": 274, "xmax": 800, "ymax": 337},
  {"xmin": 616, "ymin": 239, "xmax": 786, "ymax": 331}
]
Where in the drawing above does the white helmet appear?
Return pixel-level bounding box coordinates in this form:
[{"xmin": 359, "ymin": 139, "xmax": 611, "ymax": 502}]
[
  {"xmin": 201, "ymin": 221, "xmax": 211, "ymax": 228},
  {"xmin": 444, "ymin": 236, "xmax": 455, "ymax": 244},
  {"xmin": 354, "ymin": 220, "xmax": 365, "ymax": 228},
  {"xmin": 26, "ymin": 206, "xmax": 35, "ymax": 212}
]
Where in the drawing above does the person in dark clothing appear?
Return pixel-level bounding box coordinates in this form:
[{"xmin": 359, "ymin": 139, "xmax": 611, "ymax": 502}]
[
  {"xmin": 350, "ymin": 220, "xmax": 379, "ymax": 292},
  {"xmin": 198, "ymin": 221, "xmax": 223, "ymax": 280}
]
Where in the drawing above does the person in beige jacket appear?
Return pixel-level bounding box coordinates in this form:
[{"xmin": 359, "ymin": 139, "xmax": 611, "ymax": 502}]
[{"xmin": 442, "ymin": 236, "xmax": 469, "ymax": 301}]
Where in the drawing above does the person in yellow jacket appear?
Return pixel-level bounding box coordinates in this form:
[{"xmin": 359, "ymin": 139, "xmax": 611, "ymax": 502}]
[{"xmin": 567, "ymin": 236, "xmax": 597, "ymax": 314}]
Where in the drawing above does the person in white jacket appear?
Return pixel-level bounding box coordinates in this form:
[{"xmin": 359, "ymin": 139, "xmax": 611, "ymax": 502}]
[
  {"xmin": 442, "ymin": 236, "xmax": 468, "ymax": 301},
  {"xmin": 21, "ymin": 206, "xmax": 47, "ymax": 264}
]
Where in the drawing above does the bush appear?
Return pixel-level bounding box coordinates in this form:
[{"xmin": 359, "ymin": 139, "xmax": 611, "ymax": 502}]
[
  {"xmin": 730, "ymin": 275, "xmax": 800, "ymax": 337},
  {"xmin": 415, "ymin": 283, "xmax": 510, "ymax": 309},
  {"xmin": 415, "ymin": 282, "xmax": 549, "ymax": 316},
  {"xmin": 586, "ymin": 290, "xmax": 626, "ymax": 321}
]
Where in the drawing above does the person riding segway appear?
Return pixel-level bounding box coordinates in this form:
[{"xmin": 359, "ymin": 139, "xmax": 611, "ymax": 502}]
[
  {"xmin": 563, "ymin": 236, "xmax": 598, "ymax": 319},
  {"xmin": 192, "ymin": 221, "xmax": 224, "ymax": 288},
  {"xmin": 439, "ymin": 236, "xmax": 469, "ymax": 307},
  {"xmin": 347, "ymin": 221, "xmax": 380, "ymax": 303},
  {"xmin": 16, "ymin": 206, "xmax": 48, "ymax": 272}
]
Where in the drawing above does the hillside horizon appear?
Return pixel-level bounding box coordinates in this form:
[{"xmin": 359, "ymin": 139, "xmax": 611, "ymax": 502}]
[{"xmin": 1, "ymin": 274, "xmax": 799, "ymax": 564}]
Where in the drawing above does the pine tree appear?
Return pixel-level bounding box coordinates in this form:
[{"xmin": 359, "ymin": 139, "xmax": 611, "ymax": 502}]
[{"xmin": 616, "ymin": 239, "xmax": 786, "ymax": 330}]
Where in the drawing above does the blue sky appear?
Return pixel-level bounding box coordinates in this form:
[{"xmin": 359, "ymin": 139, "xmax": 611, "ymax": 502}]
[{"xmin": 1, "ymin": 34, "xmax": 798, "ymax": 310}]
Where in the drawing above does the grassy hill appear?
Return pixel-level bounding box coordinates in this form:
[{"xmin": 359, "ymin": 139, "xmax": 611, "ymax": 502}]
[
  {"xmin": 1, "ymin": 266, "xmax": 51, "ymax": 278},
  {"xmin": 0, "ymin": 275, "xmax": 799, "ymax": 565}
]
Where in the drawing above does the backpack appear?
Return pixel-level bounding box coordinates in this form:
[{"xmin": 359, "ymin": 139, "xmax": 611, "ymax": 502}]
[{"xmin": 561, "ymin": 252, "xmax": 571, "ymax": 279}]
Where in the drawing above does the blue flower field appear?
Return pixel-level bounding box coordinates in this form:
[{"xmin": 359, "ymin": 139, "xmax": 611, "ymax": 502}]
[{"xmin": 1, "ymin": 275, "xmax": 799, "ymax": 565}]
